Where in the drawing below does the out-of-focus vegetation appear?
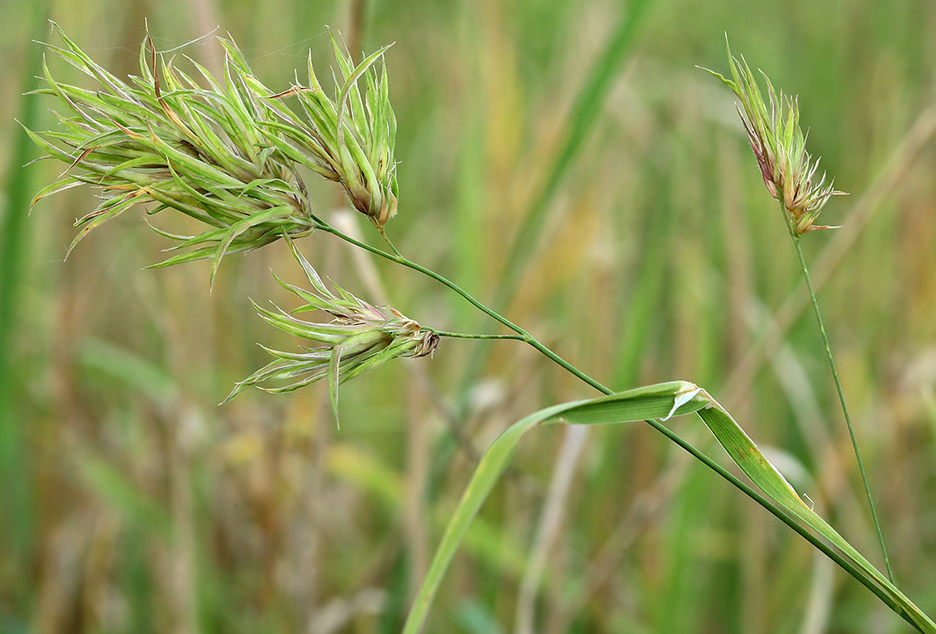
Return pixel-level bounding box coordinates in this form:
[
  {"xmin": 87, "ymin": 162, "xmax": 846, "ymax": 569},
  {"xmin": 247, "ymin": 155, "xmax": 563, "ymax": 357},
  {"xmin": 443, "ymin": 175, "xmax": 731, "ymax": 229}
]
[{"xmin": 2, "ymin": 0, "xmax": 935, "ymax": 632}]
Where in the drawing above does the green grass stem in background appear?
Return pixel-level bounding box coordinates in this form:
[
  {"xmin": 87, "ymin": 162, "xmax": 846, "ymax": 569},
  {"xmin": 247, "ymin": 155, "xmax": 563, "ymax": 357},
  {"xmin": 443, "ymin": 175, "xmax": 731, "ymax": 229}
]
[
  {"xmin": 490, "ymin": 0, "xmax": 654, "ymax": 309},
  {"xmin": 456, "ymin": 0, "xmax": 654, "ymax": 397},
  {"xmin": 0, "ymin": 0, "xmax": 49, "ymax": 607}
]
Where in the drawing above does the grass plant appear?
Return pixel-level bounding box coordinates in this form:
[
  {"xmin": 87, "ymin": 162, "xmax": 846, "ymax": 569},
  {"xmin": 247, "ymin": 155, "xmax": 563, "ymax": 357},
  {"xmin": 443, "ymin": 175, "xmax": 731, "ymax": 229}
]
[
  {"xmin": 702, "ymin": 40, "xmax": 890, "ymax": 580},
  {"xmin": 7, "ymin": 6, "xmax": 936, "ymax": 634}
]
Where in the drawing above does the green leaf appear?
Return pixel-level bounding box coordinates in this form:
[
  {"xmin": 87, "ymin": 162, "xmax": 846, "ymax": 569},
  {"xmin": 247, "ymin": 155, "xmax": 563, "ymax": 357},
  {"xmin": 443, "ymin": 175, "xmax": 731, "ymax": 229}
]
[
  {"xmin": 402, "ymin": 382, "xmax": 706, "ymax": 634},
  {"xmin": 697, "ymin": 404, "xmax": 936, "ymax": 633},
  {"xmin": 403, "ymin": 382, "xmax": 936, "ymax": 634}
]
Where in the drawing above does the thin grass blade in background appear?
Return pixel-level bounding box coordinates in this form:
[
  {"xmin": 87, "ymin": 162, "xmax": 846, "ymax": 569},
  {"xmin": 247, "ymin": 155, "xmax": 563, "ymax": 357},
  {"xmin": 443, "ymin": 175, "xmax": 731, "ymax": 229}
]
[
  {"xmin": 0, "ymin": 0, "xmax": 49, "ymax": 608},
  {"xmin": 456, "ymin": 0, "xmax": 656, "ymax": 394},
  {"xmin": 491, "ymin": 0, "xmax": 655, "ymax": 309}
]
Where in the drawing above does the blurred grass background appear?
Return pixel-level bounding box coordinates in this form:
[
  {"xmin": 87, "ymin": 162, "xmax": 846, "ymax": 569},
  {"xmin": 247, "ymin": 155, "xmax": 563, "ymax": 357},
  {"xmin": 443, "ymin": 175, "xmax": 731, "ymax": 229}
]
[{"xmin": 2, "ymin": 0, "xmax": 936, "ymax": 632}]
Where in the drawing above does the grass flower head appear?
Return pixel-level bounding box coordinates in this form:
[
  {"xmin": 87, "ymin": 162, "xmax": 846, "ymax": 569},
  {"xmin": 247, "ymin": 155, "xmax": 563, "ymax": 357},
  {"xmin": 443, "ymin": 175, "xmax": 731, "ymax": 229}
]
[
  {"xmin": 26, "ymin": 24, "xmax": 398, "ymax": 286},
  {"xmin": 702, "ymin": 39, "xmax": 845, "ymax": 234},
  {"xmin": 224, "ymin": 240, "xmax": 438, "ymax": 423}
]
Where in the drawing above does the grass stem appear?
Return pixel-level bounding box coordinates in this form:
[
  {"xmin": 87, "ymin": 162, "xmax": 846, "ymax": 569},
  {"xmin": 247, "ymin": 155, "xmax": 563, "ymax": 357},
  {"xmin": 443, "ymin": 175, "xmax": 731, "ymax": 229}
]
[
  {"xmin": 782, "ymin": 201, "xmax": 893, "ymax": 582},
  {"xmin": 318, "ymin": 219, "xmax": 936, "ymax": 629},
  {"xmin": 316, "ymin": 219, "xmax": 917, "ymax": 619},
  {"xmin": 432, "ymin": 330, "xmax": 526, "ymax": 341},
  {"xmin": 316, "ymin": 222, "xmax": 612, "ymax": 394}
]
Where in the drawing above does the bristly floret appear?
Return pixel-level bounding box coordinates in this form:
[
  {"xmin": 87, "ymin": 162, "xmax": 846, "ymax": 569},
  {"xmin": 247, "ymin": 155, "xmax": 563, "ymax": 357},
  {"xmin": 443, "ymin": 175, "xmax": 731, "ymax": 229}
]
[{"xmin": 701, "ymin": 37, "xmax": 846, "ymax": 234}]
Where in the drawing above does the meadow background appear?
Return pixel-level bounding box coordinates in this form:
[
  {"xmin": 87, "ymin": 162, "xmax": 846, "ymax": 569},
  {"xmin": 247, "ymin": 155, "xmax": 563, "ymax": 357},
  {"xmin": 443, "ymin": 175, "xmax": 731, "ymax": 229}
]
[{"xmin": 2, "ymin": 0, "xmax": 936, "ymax": 632}]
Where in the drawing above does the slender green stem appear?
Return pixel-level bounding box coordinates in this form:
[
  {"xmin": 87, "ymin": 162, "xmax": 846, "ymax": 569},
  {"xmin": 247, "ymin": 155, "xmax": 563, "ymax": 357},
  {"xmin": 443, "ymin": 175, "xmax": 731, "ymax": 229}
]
[
  {"xmin": 378, "ymin": 226, "xmax": 404, "ymax": 258},
  {"xmin": 432, "ymin": 330, "xmax": 526, "ymax": 342},
  {"xmin": 315, "ymin": 221, "xmax": 612, "ymax": 394},
  {"xmin": 315, "ymin": 218, "xmax": 918, "ymax": 622},
  {"xmin": 782, "ymin": 202, "xmax": 893, "ymax": 582},
  {"xmin": 643, "ymin": 416, "xmax": 907, "ymax": 623}
]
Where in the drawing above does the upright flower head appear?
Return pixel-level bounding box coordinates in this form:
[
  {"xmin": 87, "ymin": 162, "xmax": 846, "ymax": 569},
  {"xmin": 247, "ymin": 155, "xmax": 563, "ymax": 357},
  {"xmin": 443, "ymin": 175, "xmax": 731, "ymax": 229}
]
[
  {"xmin": 223, "ymin": 240, "xmax": 438, "ymax": 424},
  {"xmin": 702, "ymin": 39, "xmax": 845, "ymax": 234}
]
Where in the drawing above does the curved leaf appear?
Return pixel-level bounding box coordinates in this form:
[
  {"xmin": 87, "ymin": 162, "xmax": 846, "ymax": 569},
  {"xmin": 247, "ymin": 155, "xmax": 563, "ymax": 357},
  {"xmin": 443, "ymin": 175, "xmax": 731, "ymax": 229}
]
[
  {"xmin": 403, "ymin": 382, "xmax": 936, "ymax": 634},
  {"xmin": 402, "ymin": 381, "xmax": 707, "ymax": 634}
]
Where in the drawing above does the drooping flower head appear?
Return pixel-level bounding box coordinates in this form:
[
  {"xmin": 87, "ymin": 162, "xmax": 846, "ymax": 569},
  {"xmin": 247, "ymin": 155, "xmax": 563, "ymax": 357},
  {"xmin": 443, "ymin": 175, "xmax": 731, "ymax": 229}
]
[
  {"xmin": 702, "ymin": 38, "xmax": 845, "ymax": 234},
  {"xmin": 223, "ymin": 239, "xmax": 438, "ymax": 425}
]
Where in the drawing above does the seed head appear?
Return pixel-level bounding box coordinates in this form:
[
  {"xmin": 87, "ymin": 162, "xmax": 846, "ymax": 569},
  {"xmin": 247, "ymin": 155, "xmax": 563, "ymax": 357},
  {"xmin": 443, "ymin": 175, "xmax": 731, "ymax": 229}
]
[
  {"xmin": 264, "ymin": 32, "xmax": 399, "ymax": 228},
  {"xmin": 223, "ymin": 239, "xmax": 438, "ymax": 425},
  {"xmin": 26, "ymin": 23, "xmax": 399, "ymax": 286},
  {"xmin": 701, "ymin": 38, "xmax": 845, "ymax": 234}
]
